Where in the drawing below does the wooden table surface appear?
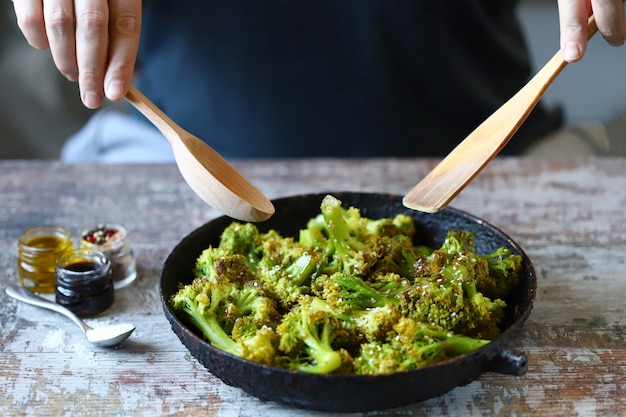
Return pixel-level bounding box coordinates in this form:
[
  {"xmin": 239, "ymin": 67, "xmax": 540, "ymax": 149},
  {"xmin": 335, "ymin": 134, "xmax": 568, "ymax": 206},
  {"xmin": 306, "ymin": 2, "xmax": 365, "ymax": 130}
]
[{"xmin": 1, "ymin": 158, "xmax": 625, "ymax": 417}]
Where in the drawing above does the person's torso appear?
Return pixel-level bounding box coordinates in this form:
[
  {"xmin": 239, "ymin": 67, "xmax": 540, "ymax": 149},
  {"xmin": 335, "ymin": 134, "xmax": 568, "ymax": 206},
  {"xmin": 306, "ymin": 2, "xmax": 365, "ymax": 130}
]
[{"xmin": 136, "ymin": 0, "xmax": 561, "ymax": 158}]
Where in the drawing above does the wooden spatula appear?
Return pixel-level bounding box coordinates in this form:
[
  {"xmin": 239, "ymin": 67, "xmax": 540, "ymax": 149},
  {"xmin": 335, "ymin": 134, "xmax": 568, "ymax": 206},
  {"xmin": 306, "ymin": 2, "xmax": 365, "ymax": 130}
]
[{"xmin": 403, "ymin": 15, "xmax": 598, "ymax": 213}]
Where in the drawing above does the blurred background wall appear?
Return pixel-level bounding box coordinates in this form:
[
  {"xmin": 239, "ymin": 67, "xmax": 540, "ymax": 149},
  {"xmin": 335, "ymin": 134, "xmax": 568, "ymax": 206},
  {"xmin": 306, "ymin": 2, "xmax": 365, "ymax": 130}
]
[{"xmin": 1, "ymin": 0, "xmax": 625, "ymax": 159}]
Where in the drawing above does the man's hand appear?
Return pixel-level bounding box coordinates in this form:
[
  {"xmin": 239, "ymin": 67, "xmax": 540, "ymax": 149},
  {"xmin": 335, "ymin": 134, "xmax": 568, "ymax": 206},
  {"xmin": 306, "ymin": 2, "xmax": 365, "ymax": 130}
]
[
  {"xmin": 13, "ymin": 0, "xmax": 142, "ymax": 109},
  {"xmin": 558, "ymin": 0, "xmax": 626, "ymax": 62}
]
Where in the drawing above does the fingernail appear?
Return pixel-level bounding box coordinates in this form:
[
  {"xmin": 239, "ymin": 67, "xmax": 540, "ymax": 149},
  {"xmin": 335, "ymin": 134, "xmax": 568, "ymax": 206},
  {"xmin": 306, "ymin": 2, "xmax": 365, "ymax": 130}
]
[
  {"xmin": 83, "ymin": 91, "xmax": 102, "ymax": 109},
  {"xmin": 563, "ymin": 42, "xmax": 581, "ymax": 61},
  {"xmin": 106, "ymin": 80, "xmax": 126, "ymax": 100}
]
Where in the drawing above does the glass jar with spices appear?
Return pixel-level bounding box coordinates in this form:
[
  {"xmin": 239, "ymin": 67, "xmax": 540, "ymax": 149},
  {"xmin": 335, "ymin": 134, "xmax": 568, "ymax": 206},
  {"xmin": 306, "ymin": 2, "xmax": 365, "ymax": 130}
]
[
  {"xmin": 80, "ymin": 223, "xmax": 137, "ymax": 289},
  {"xmin": 55, "ymin": 249, "xmax": 114, "ymax": 317},
  {"xmin": 18, "ymin": 225, "xmax": 74, "ymax": 293}
]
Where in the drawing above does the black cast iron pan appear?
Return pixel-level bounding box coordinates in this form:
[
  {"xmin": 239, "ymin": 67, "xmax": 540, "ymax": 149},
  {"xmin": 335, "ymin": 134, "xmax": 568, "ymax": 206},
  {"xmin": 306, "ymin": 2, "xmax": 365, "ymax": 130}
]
[{"xmin": 160, "ymin": 192, "xmax": 536, "ymax": 412}]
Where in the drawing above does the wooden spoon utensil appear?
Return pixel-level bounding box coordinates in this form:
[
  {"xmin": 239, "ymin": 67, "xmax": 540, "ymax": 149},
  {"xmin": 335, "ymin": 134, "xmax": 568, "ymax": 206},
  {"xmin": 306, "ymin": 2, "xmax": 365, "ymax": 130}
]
[
  {"xmin": 403, "ymin": 15, "xmax": 598, "ymax": 213},
  {"xmin": 125, "ymin": 86, "xmax": 275, "ymax": 222}
]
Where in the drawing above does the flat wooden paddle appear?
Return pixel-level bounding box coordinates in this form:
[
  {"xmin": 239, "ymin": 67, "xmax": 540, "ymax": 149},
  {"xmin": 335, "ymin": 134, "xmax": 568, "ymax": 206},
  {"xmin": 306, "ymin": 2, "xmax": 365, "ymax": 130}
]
[
  {"xmin": 403, "ymin": 15, "xmax": 598, "ymax": 213},
  {"xmin": 126, "ymin": 86, "xmax": 275, "ymax": 222}
]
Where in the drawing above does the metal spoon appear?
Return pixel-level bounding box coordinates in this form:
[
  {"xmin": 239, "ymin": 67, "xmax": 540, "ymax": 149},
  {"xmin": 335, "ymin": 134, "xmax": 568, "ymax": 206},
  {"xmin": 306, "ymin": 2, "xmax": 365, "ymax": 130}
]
[
  {"xmin": 5, "ymin": 284, "xmax": 135, "ymax": 347},
  {"xmin": 125, "ymin": 85, "xmax": 275, "ymax": 223}
]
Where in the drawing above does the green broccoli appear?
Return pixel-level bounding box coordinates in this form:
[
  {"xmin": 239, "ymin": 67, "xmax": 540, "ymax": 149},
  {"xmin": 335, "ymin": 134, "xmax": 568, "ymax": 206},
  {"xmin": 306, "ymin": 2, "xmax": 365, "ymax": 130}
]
[
  {"xmin": 170, "ymin": 276, "xmax": 242, "ymax": 356},
  {"xmin": 194, "ymin": 246, "xmax": 257, "ymax": 284},
  {"xmin": 172, "ymin": 195, "xmax": 523, "ymax": 375},
  {"xmin": 476, "ymin": 247, "xmax": 523, "ymax": 299},
  {"xmin": 310, "ymin": 274, "xmax": 403, "ymax": 342},
  {"xmin": 354, "ymin": 318, "xmax": 490, "ymax": 375},
  {"xmin": 217, "ymin": 222, "xmax": 264, "ymax": 269},
  {"xmin": 171, "ymin": 273, "xmax": 280, "ymax": 359},
  {"xmin": 365, "ymin": 213, "xmax": 416, "ymax": 238},
  {"xmin": 319, "ymin": 195, "xmax": 381, "ymax": 276},
  {"xmin": 373, "ymin": 234, "xmax": 431, "ymax": 278},
  {"xmin": 400, "ymin": 230, "xmax": 513, "ymax": 339},
  {"xmin": 228, "ymin": 281, "xmax": 280, "ymax": 328},
  {"xmin": 298, "ymin": 195, "xmax": 381, "ymax": 276},
  {"xmin": 255, "ymin": 233, "xmax": 323, "ymax": 307},
  {"xmin": 276, "ymin": 296, "xmax": 343, "ymax": 374},
  {"xmin": 312, "ymin": 273, "xmax": 400, "ymax": 310},
  {"xmin": 231, "ymin": 316, "xmax": 280, "ymax": 366}
]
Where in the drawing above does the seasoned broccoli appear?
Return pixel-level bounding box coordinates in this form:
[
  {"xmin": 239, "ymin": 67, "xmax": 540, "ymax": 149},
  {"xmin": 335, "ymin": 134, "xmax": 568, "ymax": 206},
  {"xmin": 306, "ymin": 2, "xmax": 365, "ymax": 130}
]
[
  {"xmin": 365, "ymin": 213, "xmax": 416, "ymax": 238},
  {"xmin": 300, "ymin": 194, "xmax": 381, "ymax": 276},
  {"xmin": 194, "ymin": 246, "xmax": 257, "ymax": 284},
  {"xmin": 171, "ymin": 274, "xmax": 280, "ymax": 360},
  {"xmin": 231, "ymin": 317, "xmax": 280, "ymax": 366},
  {"xmin": 255, "ymin": 234, "xmax": 323, "ymax": 307},
  {"xmin": 228, "ymin": 281, "xmax": 280, "ymax": 328},
  {"xmin": 218, "ymin": 222, "xmax": 265, "ymax": 270},
  {"xmin": 476, "ymin": 247, "xmax": 523, "ymax": 299},
  {"xmin": 373, "ymin": 234, "xmax": 431, "ymax": 278},
  {"xmin": 401, "ymin": 230, "xmax": 516, "ymax": 339},
  {"xmin": 170, "ymin": 276, "xmax": 242, "ymax": 356},
  {"xmin": 171, "ymin": 194, "xmax": 523, "ymax": 375},
  {"xmin": 354, "ymin": 318, "xmax": 490, "ymax": 374},
  {"xmin": 312, "ymin": 273, "xmax": 400, "ymax": 310},
  {"xmin": 310, "ymin": 274, "xmax": 404, "ymax": 342},
  {"xmin": 276, "ymin": 296, "xmax": 343, "ymax": 374}
]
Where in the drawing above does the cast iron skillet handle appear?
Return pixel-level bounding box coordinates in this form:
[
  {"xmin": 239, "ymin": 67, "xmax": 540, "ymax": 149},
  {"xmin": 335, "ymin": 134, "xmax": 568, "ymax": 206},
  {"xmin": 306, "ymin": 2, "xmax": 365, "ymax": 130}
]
[{"xmin": 487, "ymin": 350, "xmax": 528, "ymax": 376}]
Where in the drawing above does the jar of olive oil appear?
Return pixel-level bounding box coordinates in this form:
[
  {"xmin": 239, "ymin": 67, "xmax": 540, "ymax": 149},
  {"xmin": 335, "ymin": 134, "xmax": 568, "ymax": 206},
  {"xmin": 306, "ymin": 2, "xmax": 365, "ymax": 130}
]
[{"xmin": 18, "ymin": 225, "xmax": 74, "ymax": 293}]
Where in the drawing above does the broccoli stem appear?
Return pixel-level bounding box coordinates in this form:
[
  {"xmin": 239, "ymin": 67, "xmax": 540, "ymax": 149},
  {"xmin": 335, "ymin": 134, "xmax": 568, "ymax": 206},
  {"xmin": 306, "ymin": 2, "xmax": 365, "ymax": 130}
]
[
  {"xmin": 320, "ymin": 195, "xmax": 364, "ymax": 255},
  {"xmin": 333, "ymin": 274, "xmax": 398, "ymax": 309},
  {"xmin": 178, "ymin": 301, "xmax": 242, "ymax": 357},
  {"xmin": 415, "ymin": 326, "xmax": 489, "ymax": 360},
  {"xmin": 285, "ymin": 251, "xmax": 319, "ymax": 286},
  {"xmin": 297, "ymin": 321, "xmax": 342, "ymax": 374}
]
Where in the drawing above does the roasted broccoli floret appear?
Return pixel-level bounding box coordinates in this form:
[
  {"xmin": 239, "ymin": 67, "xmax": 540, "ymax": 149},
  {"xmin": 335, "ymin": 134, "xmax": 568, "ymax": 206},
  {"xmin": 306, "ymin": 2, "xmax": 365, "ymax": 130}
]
[
  {"xmin": 299, "ymin": 195, "xmax": 381, "ymax": 276},
  {"xmin": 218, "ymin": 222, "xmax": 265, "ymax": 270},
  {"xmin": 401, "ymin": 230, "xmax": 514, "ymax": 339},
  {"xmin": 476, "ymin": 247, "xmax": 523, "ymax": 299},
  {"xmin": 231, "ymin": 316, "xmax": 280, "ymax": 366},
  {"xmin": 171, "ymin": 273, "xmax": 280, "ymax": 360},
  {"xmin": 228, "ymin": 281, "xmax": 280, "ymax": 328},
  {"xmin": 310, "ymin": 274, "xmax": 404, "ymax": 342},
  {"xmin": 170, "ymin": 276, "xmax": 242, "ymax": 356},
  {"xmin": 373, "ymin": 234, "xmax": 431, "ymax": 278},
  {"xmin": 255, "ymin": 234, "xmax": 323, "ymax": 307},
  {"xmin": 276, "ymin": 296, "xmax": 343, "ymax": 374},
  {"xmin": 312, "ymin": 273, "xmax": 400, "ymax": 310},
  {"xmin": 194, "ymin": 246, "xmax": 257, "ymax": 284},
  {"xmin": 365, "ymin": 213, "xmax": 416, "ymax": 238},
  {"xmin": 354, "ymin": 318, "xmax": 490, "ymax": 375}
]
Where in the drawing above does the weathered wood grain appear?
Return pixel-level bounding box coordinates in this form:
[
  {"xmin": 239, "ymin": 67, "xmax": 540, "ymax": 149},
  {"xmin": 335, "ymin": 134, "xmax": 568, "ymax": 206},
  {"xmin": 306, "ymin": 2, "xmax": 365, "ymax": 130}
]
[{"xmin": 1, "ymin": 158, "xmax": 625, "ymax": 417}]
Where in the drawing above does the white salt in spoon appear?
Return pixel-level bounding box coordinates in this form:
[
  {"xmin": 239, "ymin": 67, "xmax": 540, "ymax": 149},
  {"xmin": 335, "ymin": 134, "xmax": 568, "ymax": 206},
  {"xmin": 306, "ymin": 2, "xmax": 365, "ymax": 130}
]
[{"xmin": 6, "ymin": 284, "xmax": 135, "ymax": 347}]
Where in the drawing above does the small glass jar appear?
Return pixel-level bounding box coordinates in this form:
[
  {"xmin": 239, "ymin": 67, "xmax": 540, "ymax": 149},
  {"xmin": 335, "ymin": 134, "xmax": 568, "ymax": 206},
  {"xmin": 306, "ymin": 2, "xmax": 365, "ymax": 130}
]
[
  {"xmin": 55, "ymin": 249, "xmax": 114, "ymax": 317},
  {"xmin": 80, "ymin": 223, "xmax": 137, "ymax": 289},
  {"xmin": 18, "ymin": 225, "xmax": 74, "ymax": 294}
]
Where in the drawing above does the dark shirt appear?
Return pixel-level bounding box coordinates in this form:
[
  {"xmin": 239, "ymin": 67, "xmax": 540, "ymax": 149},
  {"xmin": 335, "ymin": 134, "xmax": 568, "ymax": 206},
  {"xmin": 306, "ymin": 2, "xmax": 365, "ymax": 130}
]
[{"xmin": 135, "ymin": 0, "xmax": 562, "ymax": 158}]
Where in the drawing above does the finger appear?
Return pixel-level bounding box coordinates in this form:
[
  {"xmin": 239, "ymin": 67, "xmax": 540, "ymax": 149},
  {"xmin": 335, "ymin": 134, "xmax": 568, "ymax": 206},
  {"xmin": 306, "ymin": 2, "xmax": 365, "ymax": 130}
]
[
  {"xmin": 13, "ymin": 0, "xmax": 49, "ymax": 50},
  {"xmin": 43, "ymin": 0, "xmax": 78, "ymax": 81},
  {"xmin": 75, "ymin": 0, "xmax": 110, "ymax": 109},
  {"xmin": 557, "ymin": 0, "xmax": 592, "ymax": 62},
  {"xmin": 591, "ymin": 0, "xmax": 626, "ymax": 46},
  {"xmin": 104, "ymin": 0, "xmax": 142, "ymax": 102}
]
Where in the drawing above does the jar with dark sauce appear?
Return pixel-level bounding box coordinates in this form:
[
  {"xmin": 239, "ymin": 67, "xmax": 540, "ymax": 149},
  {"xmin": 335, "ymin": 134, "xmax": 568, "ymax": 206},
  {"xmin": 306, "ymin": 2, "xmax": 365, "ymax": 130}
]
[{"xmin": 55, "ymin": 249, "xmax": 114, "ymax": 317}]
